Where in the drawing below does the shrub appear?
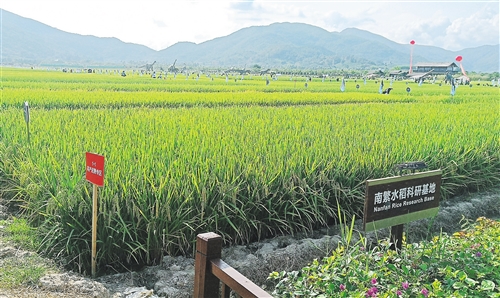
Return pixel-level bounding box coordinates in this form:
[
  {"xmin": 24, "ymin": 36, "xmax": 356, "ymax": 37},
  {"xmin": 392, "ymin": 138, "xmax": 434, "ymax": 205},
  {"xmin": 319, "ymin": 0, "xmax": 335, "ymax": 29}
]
[{"xmin": 269, "ymin": 217, "xmax": 500, "ymax": 297}]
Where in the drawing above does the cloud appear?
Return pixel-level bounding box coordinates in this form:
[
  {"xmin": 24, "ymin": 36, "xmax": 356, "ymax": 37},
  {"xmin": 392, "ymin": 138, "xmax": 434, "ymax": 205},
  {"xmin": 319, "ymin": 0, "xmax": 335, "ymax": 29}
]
[
  {"xmin": 230, "ymin": 0, "xmax": 255, "ymax": 11},
  {"xmin": 153, "ymin": 19, "xmax": 167, "ymax": 28},
  {"xmin": 399, "ymin": 18, "xmax": 452, "ymax": 48},
  {"xmin": 248, "ymin": 1, "xmax": 312, "ymax": 21},
  {"xmin": 444, "ymin": 3, "xmax": 499, "ymax": 49},
  {"xmin": 359, "ymin": 2, "xmax": 499, "ymax": 50},
  {"xmin": 323, "ymin": 10, "xmax": 361, "ymax": 30},
  {"xmin": 2, "ymin": 0, "xmax": 497, "ymax": 51}
]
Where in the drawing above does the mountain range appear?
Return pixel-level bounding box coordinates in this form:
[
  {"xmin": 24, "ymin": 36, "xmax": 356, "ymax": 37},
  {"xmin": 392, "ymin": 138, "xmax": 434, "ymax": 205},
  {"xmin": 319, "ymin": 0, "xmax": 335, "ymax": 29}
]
[{"xmin": 2, "ymin": 9, "xmax": 499, "ymax": 72}]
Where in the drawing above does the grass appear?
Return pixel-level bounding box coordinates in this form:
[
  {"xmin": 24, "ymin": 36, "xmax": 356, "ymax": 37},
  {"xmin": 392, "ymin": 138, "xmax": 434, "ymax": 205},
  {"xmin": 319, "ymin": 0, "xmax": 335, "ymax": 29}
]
[
  {"xmin": 0, "ymin": 255, "xmax": 51, "ymax": 289},
  {"xmin": 2, "ymin": 217, "xmax": 40, "ymax": 250},
  {"xmin": 0, "ymin": 218, "xmax": 57, "ymax": 289},
  {"xmin": 269, "ymin": 217, "xmax": 500, "ymax": 297}
]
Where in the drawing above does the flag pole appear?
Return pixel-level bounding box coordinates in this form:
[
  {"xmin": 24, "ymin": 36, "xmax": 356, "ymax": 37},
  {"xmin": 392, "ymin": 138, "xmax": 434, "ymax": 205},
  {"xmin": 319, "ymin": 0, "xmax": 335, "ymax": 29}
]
[{"xmin": 409, "ymin": 40, "xmax": 415, "ymax": 74}]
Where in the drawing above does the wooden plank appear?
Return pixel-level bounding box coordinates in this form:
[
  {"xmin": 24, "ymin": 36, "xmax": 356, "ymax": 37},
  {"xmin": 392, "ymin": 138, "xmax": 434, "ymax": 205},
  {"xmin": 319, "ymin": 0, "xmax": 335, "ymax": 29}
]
[
  {"xmin": 193, "ymin": 233, "xmax": 222, "ymax": 298},
  {"xmin": 91, "ymin": 184, "xmax": 98, "ymax": 277},
  {"xmin": 210, "ymin": 259, "xmax": 272, "ymax": 298},
  {"xmin": 221, "ymin": 283, "xmax": 231, "ymax": 298}
]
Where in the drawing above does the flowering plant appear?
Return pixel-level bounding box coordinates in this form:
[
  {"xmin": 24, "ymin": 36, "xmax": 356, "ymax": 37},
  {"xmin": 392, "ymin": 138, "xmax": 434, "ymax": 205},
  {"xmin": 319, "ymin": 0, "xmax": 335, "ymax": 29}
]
[{"xmin": 269, "ymin": 217, "xmax": 499, "ymax": 297}]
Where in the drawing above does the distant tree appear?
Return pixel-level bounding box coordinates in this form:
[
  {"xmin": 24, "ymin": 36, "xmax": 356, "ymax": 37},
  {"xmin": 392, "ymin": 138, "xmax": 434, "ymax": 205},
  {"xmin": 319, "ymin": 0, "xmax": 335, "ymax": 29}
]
[
  {"xmin": 252, "ymin": 64, "xmax": 261, "ymax": 71},
  {"xmin": 487, "ymin": 72, "xmax": 499, "ymax": 81}
]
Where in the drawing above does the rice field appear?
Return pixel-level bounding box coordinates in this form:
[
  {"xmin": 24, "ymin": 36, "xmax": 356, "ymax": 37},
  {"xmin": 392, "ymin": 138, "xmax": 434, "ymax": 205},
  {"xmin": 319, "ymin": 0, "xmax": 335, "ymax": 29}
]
[{"xmin": 0, "ymin": 68, "xmax": 498, "ymax": 274}]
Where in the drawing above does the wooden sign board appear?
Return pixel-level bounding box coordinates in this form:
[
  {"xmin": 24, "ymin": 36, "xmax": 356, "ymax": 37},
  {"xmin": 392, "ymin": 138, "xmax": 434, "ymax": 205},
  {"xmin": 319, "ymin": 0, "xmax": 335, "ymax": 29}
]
[
  {"xmin": 364, "ymin": 170, "xmax": 441, "ymax": 232},
  {"xmin": 85, "ymin": 152, "xmax": 105, "ymax": 277}
]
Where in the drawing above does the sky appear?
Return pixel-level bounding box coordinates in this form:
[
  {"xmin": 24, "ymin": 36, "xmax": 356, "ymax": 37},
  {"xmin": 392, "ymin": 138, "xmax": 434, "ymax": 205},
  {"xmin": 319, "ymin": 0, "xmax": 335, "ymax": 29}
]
[{"xmin": 1, "ymin": 0, "xmax": 499, "ymax": 51}]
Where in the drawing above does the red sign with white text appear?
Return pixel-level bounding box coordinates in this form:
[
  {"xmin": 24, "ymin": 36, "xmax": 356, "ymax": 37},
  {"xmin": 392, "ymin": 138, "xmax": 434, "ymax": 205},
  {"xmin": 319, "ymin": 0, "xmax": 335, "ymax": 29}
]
[{"xmin": 86, "ymin": 152, "xmax": 105, "ymax": 186}]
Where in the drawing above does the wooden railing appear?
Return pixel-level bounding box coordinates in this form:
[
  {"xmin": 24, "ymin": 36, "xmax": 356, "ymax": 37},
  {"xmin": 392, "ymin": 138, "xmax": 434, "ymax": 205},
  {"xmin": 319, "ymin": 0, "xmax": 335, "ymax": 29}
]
[{"xmin": 194, "ymin": 232, "xmax": 273, "ymax": 298}]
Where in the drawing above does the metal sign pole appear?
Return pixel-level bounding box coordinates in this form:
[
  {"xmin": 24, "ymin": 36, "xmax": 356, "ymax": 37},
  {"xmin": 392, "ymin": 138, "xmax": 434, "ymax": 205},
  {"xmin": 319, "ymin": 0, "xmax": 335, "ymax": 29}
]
[
  {"xmin": 26, "ymin": 122, "xmax": 30, "ymax": 145},
  {"xmin": 24, "ymin": 101, "xmax": 30, "ymax": 144}
]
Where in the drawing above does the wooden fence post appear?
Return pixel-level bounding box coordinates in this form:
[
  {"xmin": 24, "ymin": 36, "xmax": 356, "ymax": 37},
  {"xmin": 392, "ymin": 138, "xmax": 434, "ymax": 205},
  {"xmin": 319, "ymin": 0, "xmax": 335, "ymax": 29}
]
[{"xmin": 194, "ymin": 232, "xmax": 222, "ymax": 298}]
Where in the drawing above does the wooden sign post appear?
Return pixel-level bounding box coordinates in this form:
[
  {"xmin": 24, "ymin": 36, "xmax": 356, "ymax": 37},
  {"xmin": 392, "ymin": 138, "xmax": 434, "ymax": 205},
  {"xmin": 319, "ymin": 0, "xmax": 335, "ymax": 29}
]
[
  {"xmin": 85, "ymin": 152, "xmax": 105, "ymax": 277},
  {"xmin": 364, "ymin": 169, "xmax": 442, "ymax": 250}
]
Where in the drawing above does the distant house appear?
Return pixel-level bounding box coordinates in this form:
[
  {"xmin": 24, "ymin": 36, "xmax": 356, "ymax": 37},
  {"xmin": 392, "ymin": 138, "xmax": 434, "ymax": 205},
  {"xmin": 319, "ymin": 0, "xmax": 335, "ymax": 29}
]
[
  {"xmin": 412, "ymin": 62, "xmax": 459, "ymax": 75},
  {"xmin": 388, "ymin": 70, "xmax": 408, "ymax": 80},
  {"xmin": 366, "ymin": 70, "xmax": 384, "ymax": 79}
]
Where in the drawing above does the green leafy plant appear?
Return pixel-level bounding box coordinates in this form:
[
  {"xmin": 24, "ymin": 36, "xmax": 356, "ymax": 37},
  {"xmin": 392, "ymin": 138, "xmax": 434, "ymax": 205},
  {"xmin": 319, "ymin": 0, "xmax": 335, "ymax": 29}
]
[{"xmin": 269, "ymin": 217, "xmax": 500, "ymax": 297}]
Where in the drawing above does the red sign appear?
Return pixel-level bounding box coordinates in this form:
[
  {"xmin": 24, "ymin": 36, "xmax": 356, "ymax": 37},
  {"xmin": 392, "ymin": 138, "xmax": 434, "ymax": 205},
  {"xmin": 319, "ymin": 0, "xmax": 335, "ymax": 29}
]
[{"xmin": 86, "ymin": 152, "xmax": 105, "ymax": 186}]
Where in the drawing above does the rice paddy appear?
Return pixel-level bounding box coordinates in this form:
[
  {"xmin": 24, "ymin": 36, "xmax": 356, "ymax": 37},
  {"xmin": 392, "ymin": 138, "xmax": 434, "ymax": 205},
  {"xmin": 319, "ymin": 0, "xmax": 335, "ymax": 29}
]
[{"xmin": 0, "ymin": 68, "xmax": 498, "ymax": 274}]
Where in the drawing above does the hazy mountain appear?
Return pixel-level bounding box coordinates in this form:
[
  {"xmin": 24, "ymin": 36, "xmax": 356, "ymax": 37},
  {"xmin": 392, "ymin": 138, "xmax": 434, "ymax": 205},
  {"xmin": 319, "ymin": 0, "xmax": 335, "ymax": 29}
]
[
  {"xmin": 2, "ymin": 9, "xmax": 498, "ymax": 72},
  {"xmin": 1, "ymin": 9, "xmax": 157, "ymax": 66}
]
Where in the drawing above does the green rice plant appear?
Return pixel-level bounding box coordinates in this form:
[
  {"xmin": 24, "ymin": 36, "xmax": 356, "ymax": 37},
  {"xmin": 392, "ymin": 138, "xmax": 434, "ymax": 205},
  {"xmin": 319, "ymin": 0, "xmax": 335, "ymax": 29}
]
[
  {"xmin": 4, "ymin": 67, "xmax": 496, "ymax": 110},
  {"xmin": 0, "ymin": 68, "xmax": 498, "ymax": 274}
]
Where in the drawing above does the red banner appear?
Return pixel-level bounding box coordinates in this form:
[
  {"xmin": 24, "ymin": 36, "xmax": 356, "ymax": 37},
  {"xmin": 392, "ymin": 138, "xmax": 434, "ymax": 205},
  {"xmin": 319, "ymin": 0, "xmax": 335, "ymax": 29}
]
[{"xmin": 86, "ymin": 152, "xmax": 105, "ymax": 186}]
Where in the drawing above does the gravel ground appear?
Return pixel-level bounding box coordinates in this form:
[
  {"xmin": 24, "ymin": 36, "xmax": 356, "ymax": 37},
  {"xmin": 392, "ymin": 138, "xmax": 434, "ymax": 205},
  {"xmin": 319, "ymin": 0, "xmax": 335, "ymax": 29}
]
[{"xmin": 0, "ymin": 288, "xmax": 96, "ymax": 298}]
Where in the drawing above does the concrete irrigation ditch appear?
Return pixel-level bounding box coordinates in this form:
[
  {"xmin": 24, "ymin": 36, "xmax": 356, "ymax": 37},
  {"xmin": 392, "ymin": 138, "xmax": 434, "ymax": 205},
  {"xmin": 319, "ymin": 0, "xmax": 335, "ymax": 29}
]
[{"xmin": 0, "ymin": 187, "xmax": 499, "ymax": 297}]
